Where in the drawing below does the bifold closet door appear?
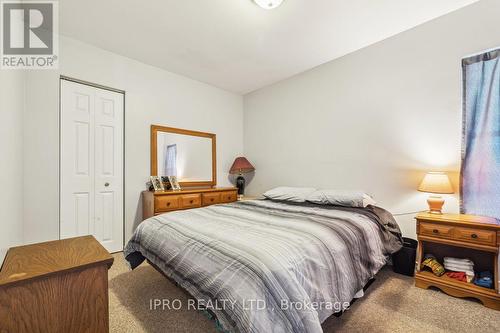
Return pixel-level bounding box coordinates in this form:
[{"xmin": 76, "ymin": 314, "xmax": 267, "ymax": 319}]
[{"xmin": 60, "ymin": 80, "xmax": 124, "ymax": 252}]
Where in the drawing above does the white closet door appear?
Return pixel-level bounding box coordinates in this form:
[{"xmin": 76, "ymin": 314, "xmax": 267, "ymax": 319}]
[
  {"xmin": 94, "ymin": 89, "xmax": 123, "ymax": 252},
  {"xmin": 60, "ymin": 81, "xmax": 96, "ymax": 239},
  {"xmin": 60, "ymin": 80, "xmax": 124, "ymax": 252}
]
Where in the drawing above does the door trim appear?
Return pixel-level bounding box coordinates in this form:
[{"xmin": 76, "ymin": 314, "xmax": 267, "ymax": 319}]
[
  {"xmin": 60, "ymin": 76, "xmax": 125, "ymax": 94},
  {"xmin": 59, "ymin": 76, "xmax": 126, "ymax": 252}
]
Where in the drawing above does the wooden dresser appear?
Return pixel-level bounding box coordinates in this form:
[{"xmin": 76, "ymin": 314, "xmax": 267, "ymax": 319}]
[
  {"xmin": 415, "ymin": 213, "xmax": 500, "ymax": 310},
  {"xmin": 142, "ymin": 187, "xmax": 238, "ymax": 220},
  {"xmin": 0, "ymin": 236, "xmax": 114, "ymax": 332}
]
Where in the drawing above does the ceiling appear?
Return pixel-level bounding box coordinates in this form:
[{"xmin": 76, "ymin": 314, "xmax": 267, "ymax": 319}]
[{"xmin": 60, "ymin": 0, "xmax": 479, "ymax": 94}]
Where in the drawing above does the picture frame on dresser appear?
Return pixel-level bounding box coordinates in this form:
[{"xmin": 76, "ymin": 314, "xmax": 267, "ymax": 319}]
[
  {"xmin": 168, "ymin": 175, "xmax": 181, "ymax": 191},
  {"xmin": 150, "ymin": 176, "xmax": 164, "ymax": 191},
  {"xmin": 161, "ymin": 176, "xmax": 171, "ymax": 190}
]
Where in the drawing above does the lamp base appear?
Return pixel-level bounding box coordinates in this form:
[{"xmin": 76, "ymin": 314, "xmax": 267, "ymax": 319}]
[
  {"xmin": 236, "ymin": 175, "xmax": 245, "ymax": 196},
  {"xmin": 427, "ymin": 195, "xmax": 445, "ymax": 214}
]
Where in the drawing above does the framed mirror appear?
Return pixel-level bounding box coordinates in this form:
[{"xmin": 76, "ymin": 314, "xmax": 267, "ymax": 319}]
[{"xmin": 151, "ymin": 125, "xmax": 216, "ymax": 187}]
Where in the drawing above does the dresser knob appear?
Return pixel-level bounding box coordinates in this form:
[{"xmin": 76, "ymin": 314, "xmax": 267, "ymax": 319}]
[
  {"xmin": 433, "ymin": 229, "xmax": 439, "ymax": 234},
  {"xmin": 471, "ymin": 234, "xmax": 478, "ymax": 239},
  {"xmin": 210, "ymin": 198, "xmax": 214, "ymax": 202},
  {"xmin": 190, "ymin": 200, "xmax": 193, "ymax": 204},
  {"xmin": 167, "ymin": 202, "xmax": 170, "ymax": 206}
]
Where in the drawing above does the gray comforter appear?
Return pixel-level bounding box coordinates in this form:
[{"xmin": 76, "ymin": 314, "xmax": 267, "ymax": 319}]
[{"xmin": 124, "ymin": 199, "xmax": 402, "ymax": 333}]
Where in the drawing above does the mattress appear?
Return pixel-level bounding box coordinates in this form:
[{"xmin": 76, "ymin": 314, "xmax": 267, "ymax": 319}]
[{"xmin": 124, "ymin": 199, "xmax": 402, "ymax": 333}]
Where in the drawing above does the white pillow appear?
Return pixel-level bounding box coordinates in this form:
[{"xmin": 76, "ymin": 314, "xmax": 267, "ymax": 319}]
[
  {"xmin": 306, "ymin": 190, "xmax": 376, "ymax": 208},
  {"xmin": 263, "ymin": 187, "xmax": 317, "ymax": 203}
]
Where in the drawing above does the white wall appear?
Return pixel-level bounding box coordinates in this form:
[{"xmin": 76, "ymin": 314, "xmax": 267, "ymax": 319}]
[
  {"xmin": 243, "ymin": 0, "xmax": 500, "ymax": 238},
  {"xmin": 24, "ymin": 36, "xmax": 243, "ymax": 245},
  {"xmin": 0, "ymin": 71, "xmax": 25, "ymax": 263},
  {"xmin": 11, "ymin": 0, "xmax": 500, "ymax": 247}
]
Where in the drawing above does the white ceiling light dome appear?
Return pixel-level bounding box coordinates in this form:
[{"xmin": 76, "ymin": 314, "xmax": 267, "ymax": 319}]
[{"xmin": 254, "ymin": 0, "xmax": 284, "ymax": 10}]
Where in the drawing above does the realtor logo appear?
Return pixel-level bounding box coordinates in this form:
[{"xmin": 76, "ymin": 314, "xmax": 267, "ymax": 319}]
[{"xmin": 1, "ymin": 0, "xmax": 58, "ymax": 69}]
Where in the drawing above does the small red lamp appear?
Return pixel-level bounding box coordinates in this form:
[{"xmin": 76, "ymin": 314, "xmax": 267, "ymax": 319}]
[
  {"xmin": 229, "ymin": 157, "xmax": 255, "ymax": 198},
  {"xmin": 418, "ymin": 172, "xmax": 454, "ymax": 214}
]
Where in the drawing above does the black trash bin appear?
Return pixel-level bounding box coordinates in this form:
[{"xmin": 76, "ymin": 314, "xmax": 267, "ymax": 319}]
[{"xmin": 392, "ymin": 237, "xmax": 418, "ymax": 276}]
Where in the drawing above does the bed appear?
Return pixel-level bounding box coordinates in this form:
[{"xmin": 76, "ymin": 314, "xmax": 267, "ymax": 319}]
[{"xmin": 124, "ymin": 199, "xmax": 402, "ymax": 333}]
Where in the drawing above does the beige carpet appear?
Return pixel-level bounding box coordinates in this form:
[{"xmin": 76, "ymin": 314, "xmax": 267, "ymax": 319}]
[{"xmin": 109, "ymin": 253, "xmax": 499, "ymax": 333}]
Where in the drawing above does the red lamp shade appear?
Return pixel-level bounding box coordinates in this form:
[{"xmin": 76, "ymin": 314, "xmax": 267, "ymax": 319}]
[{"xmin": 229, "ymin": 157, "xmax": 255, "ymax": 174}]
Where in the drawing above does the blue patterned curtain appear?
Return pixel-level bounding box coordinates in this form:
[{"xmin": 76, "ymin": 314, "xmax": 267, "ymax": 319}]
[{"xmin": 461, "ymin": 49, "xmax": 500, "ymax": 220}]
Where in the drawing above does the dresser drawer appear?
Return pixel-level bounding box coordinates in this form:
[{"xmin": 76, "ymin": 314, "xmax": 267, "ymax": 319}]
[
  {"xmin": 453, "ymin": 227, "xmax": 496, "ymax": 246},
  {"xmin": 154, "ymin": 195, "xmax": 180, "ymax": 212},
  {"xmin": 220, "ymin": 191, "xmax": 237, "ymax": 203},
  {"xmin": 202, "ymin": 192, "xmax": 220, "ymax": 206},
  {"xmin": 419, "ymin": 222, "xmax": 454, "ymax": 239},
  {"xmin": 180, "ymin": 194, "xmax": 201, "ymax": 209}
]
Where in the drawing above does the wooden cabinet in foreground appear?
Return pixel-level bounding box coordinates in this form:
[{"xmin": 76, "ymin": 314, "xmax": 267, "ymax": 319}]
[
  {"xmin": 142, "ymin": 187, "xmax": 238, "ymax": 220},
  {"xmin": 0, "ymin": 236, "xmax": 114, "ymax": 333},
  {"xmin": 415, "ymin": 213, "xmax": 500, "ymax": 310}
]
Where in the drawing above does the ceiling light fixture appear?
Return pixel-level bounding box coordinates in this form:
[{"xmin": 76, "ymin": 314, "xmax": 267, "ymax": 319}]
[{"xmin": 254, "ymin": 0, "xmax": 284, "ymax": 10}]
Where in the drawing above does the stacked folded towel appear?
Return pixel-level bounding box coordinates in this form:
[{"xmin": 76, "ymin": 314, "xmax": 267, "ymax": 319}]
[{"xmin": 443, "ymin": 257, "xmax": 475, "ymax": 282}]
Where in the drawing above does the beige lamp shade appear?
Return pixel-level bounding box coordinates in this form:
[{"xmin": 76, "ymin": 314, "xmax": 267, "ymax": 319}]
[{"xmin": 418, "ymin": 172, "xmax": 454, "ymax": 194}]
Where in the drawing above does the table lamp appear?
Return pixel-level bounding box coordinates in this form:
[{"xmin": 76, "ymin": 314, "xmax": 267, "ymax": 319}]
[
  {"xmin": 418, "ymin": 172, "xmax": 454, "ymax": 214},
  {"xmin": 229, "ymin": 157, "xmax": 255, "ymax": 198}
]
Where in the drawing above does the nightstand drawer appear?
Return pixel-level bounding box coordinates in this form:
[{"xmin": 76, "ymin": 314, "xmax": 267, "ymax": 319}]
[
  {"xmin": 180, "ymin": 194, "xmax": 201, "ymax": 209},
  {"xmin": 454, "ymin": 227, "xmax": 496, "ymax": 246},
  {"xmin": 419, "ymin": 222, "xmax": 454, "ymax": 239},
  {"xmin": 155, "ymin": 195, "xmax": 180, "ymax": 212}
]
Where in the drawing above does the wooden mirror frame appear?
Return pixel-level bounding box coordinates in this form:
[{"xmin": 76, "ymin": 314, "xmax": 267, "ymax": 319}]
[{"xmin": 151, "ymin": 125, "xmax": 216, "ymax": 188}]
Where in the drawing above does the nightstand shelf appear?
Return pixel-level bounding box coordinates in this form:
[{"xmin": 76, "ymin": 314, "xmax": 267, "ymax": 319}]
[
  {"xmin": 415, "ymin": 212, "xmax": 500, "ymax": 310},
  {"xmin": 416, "ymin": 270, "xmax": 498, "ymax": 298}
]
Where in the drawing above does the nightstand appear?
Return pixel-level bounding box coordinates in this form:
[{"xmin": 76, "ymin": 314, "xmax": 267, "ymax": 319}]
[
  {"xmin": 0, "ymin": 236, "xmax": 114, "ymax": 331},
  {"xmin": 415, "ymin": 213, "xmax": 500, "ymax": 310}
]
